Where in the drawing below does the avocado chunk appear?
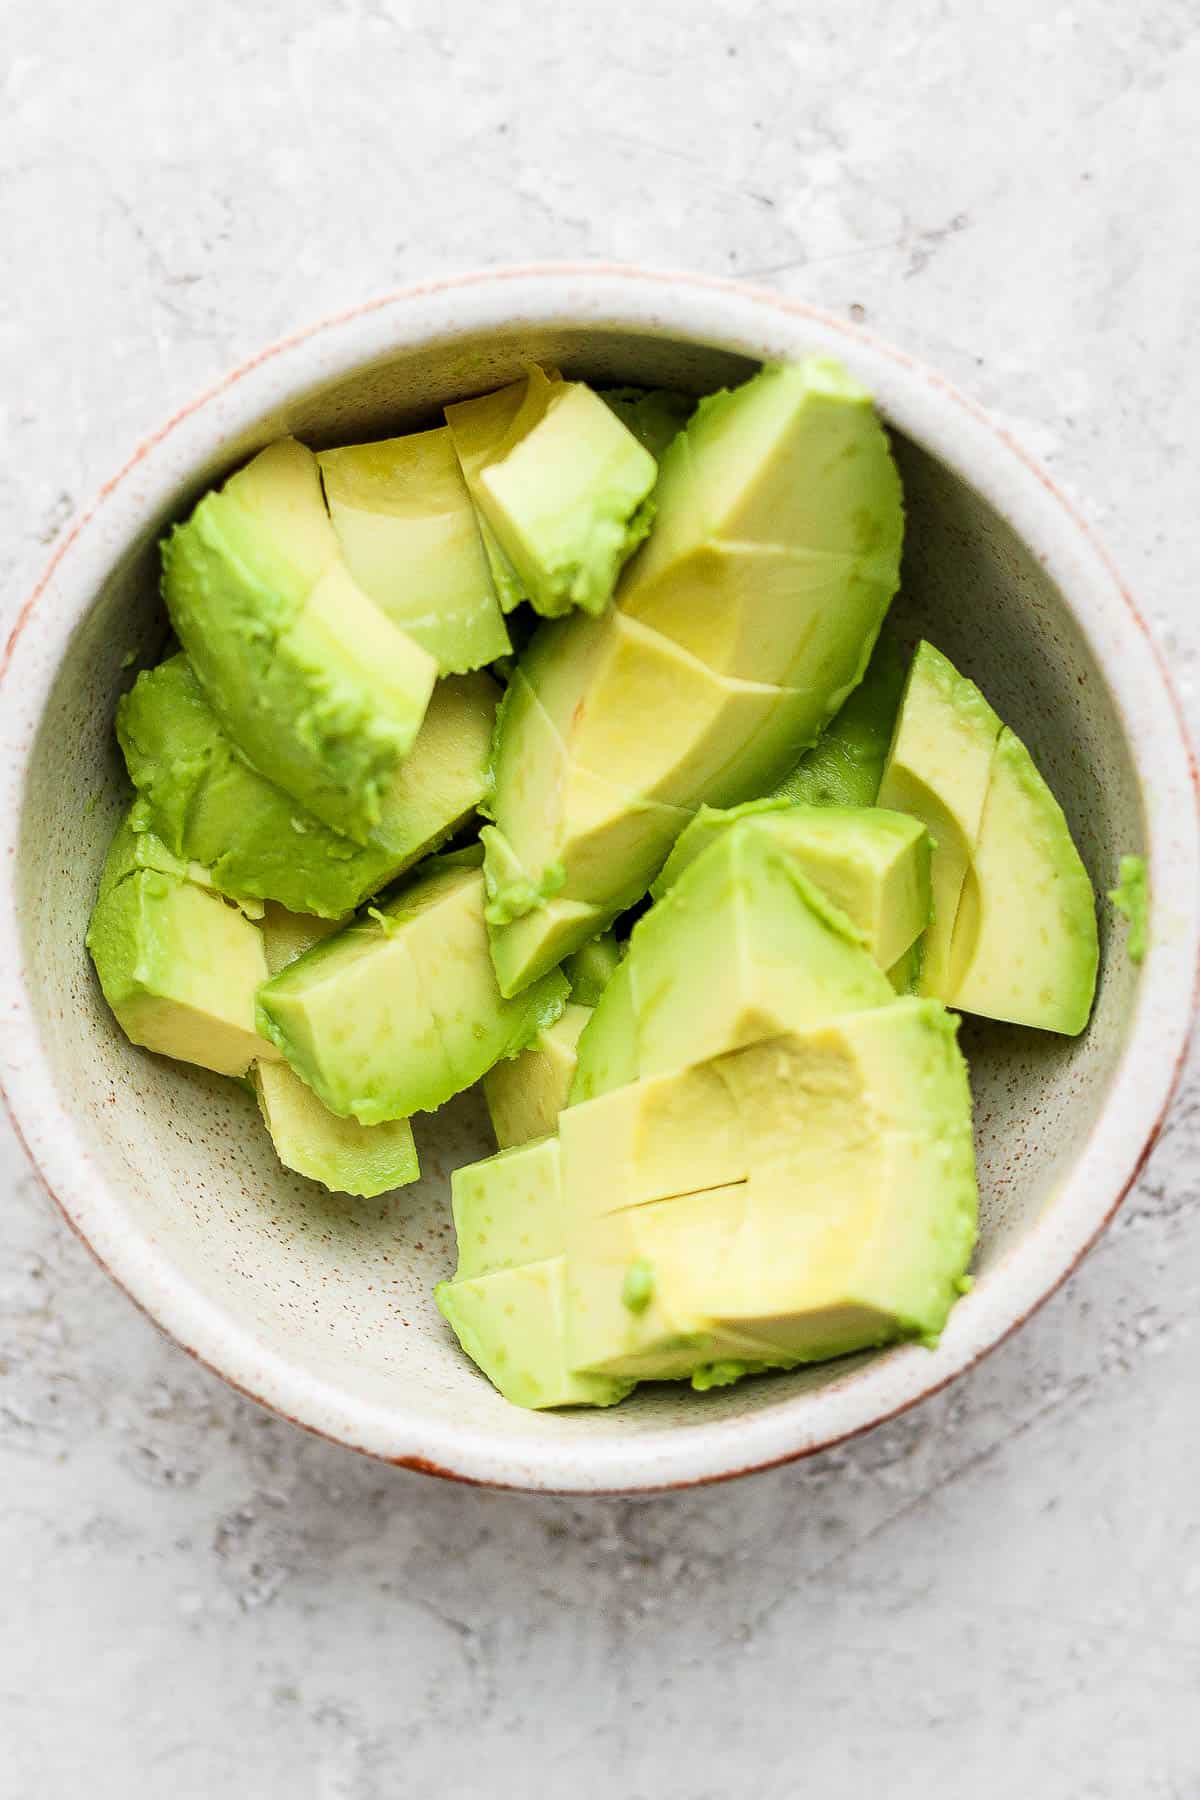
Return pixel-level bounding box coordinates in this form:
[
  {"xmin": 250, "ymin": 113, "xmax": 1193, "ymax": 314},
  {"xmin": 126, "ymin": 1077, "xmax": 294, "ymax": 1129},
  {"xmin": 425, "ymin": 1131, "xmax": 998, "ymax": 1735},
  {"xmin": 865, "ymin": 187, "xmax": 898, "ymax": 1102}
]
[
  {"xmin": 317, "ymin": 428, "xmax": 511, "ymax": 674},
  {"xmin": 1108, "ymin": 854, "xmax": 1149, "ymax": 964},
  {"xmin": 876, "ymin": 641, "xmax": 1002, "ymax": 997},
  {"xmin": 569, "ymin": 953, "xmax": 640, "ymax": 1104},
  {"xmin": 253, "ymin": 1060, "xmax": 419, "ymax": 1196},
  {"xmin": 119, "ymin": 655, "xmax": 498, "ymax": 918},
  {"xmin": 162, "ymin": 438, "xmax": 437, "ymax": 843},
  {"xmin": 444, "ymin": 378, "xmax": 534, "ymax": 611},
  {"xmin": 260, "ymin": 903, "xmax": 344, "ymax": 976},
  {"xmin": 769, "ymin": 633, "xmax": 906, "ymax": 808},
  {"xmin": 616, "ymin": 358, "xmax": 903, "ymax": 688},
  {"xmin": 564, "ymin": 1000, "xmax": 977, "ymax": 1382},
  {"xmin": 623, "ymin": 823, "xmax": 895, "ymax": 1081},
  {"xmin": 947, "ymin": 728, "xmax": 1098, "ymax": 1034},
  {"xmin": 485, "ymin": 359, "xmax": 903, "ymax": 994},
  {"xmin": 87, "ymin": 817, "xmax": 278, "ymax": 1078},
  {"xmin": 255, "ymin": 852, "xmax": 569, "ymax": 1123},
  {"xmin": 437, "ymin": 1136, "xmax": 633, "ymax": 1408},
  {"xmin": 459, "ymin": 365, "xmax": 659, "ymax": 619},
  {"xmin": 483, "ymin": 1002, "xmax": 592, "ymax": 1150},
  {"xmin": 653, "ymin": 802, "xmax": 931, "ymax": 973},
  {"xmin": 562, "ymin": 930, "xmax": 622, "ymax": 1006},
  {"xmin": 599, "ymin": 387, "xmax": 695, "ymax": 458}
]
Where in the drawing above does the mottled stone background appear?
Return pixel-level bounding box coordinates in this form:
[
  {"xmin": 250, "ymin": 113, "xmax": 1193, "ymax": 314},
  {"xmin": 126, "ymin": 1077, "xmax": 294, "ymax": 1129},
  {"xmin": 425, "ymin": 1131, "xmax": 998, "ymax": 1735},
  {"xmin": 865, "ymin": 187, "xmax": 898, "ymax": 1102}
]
[{"xmin": 2, "ymin": 3, "xmax": 1198, "ymax": 1794}]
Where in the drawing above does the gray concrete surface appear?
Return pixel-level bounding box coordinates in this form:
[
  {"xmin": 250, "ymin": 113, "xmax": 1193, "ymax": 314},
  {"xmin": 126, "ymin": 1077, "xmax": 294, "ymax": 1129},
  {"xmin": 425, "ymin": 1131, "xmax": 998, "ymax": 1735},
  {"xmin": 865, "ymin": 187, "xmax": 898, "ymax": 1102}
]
[{"xmin": 2, "ymin": 2, "xmax": 1198, "ymax": 1793}]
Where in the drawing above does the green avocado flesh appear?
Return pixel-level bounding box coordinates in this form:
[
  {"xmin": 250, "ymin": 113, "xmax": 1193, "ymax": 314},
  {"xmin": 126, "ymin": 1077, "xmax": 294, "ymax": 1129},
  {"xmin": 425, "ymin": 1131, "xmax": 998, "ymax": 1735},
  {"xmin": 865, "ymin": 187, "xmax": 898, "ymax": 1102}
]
[
  {"xmin": 485, "ymin": 358, "xmax": 906, "ymax": 994},
  {"xmin": 1108, "ymin": 854, "xmax": 1149, "ymax": 964},
  {"xmin": 255, "ymin": 853, "xmax": 569, "ymax": 1123},
  {"xmin": 318, "ymin": 428, "xmax": 511, "ymax": 674},
  {"xmin": 85, "ymin": 358, "xmax": 1100, "ymax": 1415},
  {"xmin": 118, "ymin": 654, "xmax": 497, "ymax": 918},
  {"xmin": 162, "ymin": 438, "xmax": 438, "ymax": 843}
]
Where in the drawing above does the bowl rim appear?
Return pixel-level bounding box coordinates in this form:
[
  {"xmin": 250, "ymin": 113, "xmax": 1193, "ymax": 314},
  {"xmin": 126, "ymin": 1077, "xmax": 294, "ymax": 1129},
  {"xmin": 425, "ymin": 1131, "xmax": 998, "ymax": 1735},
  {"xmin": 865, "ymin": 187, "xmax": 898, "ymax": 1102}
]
[{"xmin": 2, "ymin": 261, "xmax": 1196, "ymax": 1495}]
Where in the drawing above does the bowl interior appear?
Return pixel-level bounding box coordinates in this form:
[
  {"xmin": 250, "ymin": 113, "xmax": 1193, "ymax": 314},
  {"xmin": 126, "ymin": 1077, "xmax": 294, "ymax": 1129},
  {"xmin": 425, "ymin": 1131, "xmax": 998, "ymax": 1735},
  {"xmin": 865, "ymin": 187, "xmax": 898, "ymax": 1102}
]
[{"xmin": 15, "ymin": 321, "xmax": 1143, "ymax": 1467}]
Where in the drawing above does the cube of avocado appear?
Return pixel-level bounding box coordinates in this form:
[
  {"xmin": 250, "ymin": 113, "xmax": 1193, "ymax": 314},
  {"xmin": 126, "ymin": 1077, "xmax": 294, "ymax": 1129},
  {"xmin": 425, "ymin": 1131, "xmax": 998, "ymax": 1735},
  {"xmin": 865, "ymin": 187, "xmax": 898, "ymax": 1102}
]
[
  {"xmin": 253, "ymin": 1060, "xmax": 419, "ymax": 1196},
  {"xmin": 769, "ymin": 633, "xmax": 906, "ymax": 809},
  {"xmin": 118, "ymin": 654, "xmax": 498, "ymax": 919},
  {"xmin": 653, "ymin": 802, "xmax": 931, "ymax": 974},
  {"xmin": 162, "ymin": 438, "xmax": 437, "ymax": 844},
  {"xmin": 448, "ymin": 1134, "xmax": 566, "ymax": 1280},
  {"xmin": 456, "ymin": 366, "xmax": 659, "ymax": 619},
  {"xmin": 598, "ymin": 387, "xmax": 695, "ymax": 459},
  {"xmin": 947, "ymin": 728, "xmax": 1098, "ymax": 1034},
  {"xmin": 444, "ymin": 378, "xmax": 534, "ymax": 611},
  {"xmin": 482, "ymin": 1002, "xmax": 591, "ymax": 1151},
  {"xmin": 437, "ymin": 1258, "xmax": 634, "ymax": 1410},
  {"xmin": 876, "ymin": 641, "xmax": 1002, "ymax": 997},
  {"xmin": 259, "ymin": 902, "xmax": 343, "ymax": 976},
  {"xmin": 616, "ymin": 358, "xmax": 903, "ymax": 690},
  {"xmin": 562, "ymin": 930, "xmax": 622, "ymax": 1007},
  {"xmin": 564, "ymin": 1000, "xmax": 977, "ymax": 1383},
  {"xmin": 317, "ymin": 428, "xmax": 511, "ymax": 674},
  {"xmin": 626, "ymin": 824, "xmax": 895, "ymax": 1081},
  {"xmin": 255, "ymin": 852, "xmax": 569, "ymax": 1124},
  {"xmin": 87, "ymin": 817, "xmax": 279, "ymax": 1078}
]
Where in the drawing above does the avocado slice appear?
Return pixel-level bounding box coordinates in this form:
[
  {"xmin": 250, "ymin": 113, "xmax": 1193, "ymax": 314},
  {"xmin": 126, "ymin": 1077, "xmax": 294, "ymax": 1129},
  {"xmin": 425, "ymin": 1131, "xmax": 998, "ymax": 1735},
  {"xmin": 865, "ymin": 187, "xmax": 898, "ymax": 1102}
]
[
  {"xmin": 317, "ymin": 428, "xmax": 511, "ymax": 674},
  {"xmin": 947, "ymin": 728, "xmax": 1098, "ymax": 1034},
  {"xmin": 445, "ymin": 378, "xmax": 534, "ymax": 611},
  {"xmin": 255, "ymin": 852, "xmax": 569, "ymax": 1123},
  {"xmin": 876, "ymin": 641, "xmax": 1002, "ymax": 997},
  {"xmin": 562, "ymin": 930, "xmax": 622, "ymax": 1007},
  {"xmin": 769, "ymin": 633, "xmax": 906, "ymax": 808},
  {"xmin": 437, "ymin": 1135, "xmax": 633, "ymax": 1408},
  {"xmin": 483, "ymin": 1002, "xmax": 592, "ymax": 1150},
  {"xmin": 118, "ymin": 655, "xmax": 498, "ymax": 919},
  {"xmin": 486, "ymin": 359, "xmax": 904, "ymax": 994},
  {"xmin": 616, "ymin": 358, "xmax": 903, "ymax": 688},
  {"xmin": 253, "ymin": 1060, "xmax": 419, "ymax": 1196},
  {"xmin": 568, "ymin": 953, "xmax": 640, "ymax": 1104},
  {"xmin": 653, "ymin": 802, "xmax": 931, "ymax": 973},
  {"xmin": 87, "ymin": 817, "xmax": 279, "ymax": 1078},
  {"xmin": 458, "ymin": 365, "xmax": 659, "ymax": 619},
  {"xmin": 599, "ymin": 387, "xmax": 694, "ymax": 459},
  {"xmin": 564, "ymin": 999, "xmax": 977, "ymax": 1382},
  {"xmin": 162, "ymin": 438, "xmax": 437, "ymax": 843}
]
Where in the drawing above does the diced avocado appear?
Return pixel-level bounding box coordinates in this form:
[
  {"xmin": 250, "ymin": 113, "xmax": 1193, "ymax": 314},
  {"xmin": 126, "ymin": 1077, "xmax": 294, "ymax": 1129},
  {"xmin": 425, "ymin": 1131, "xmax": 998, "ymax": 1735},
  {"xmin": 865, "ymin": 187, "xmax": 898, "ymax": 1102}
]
[
  {"xmin": 564, "ymin": 1185, "xmax": 787, "ymax": 1382},
  {"xmin": 563, "ymin": 930, "xmax": 621, "ymax": 1006},
  {"xmin": 255, "ymin": 853, "xmax": 569, "ymax": 1123},
  {"xmin": 87, "ymin": 820, "xmax": 278, "ymax": 1078},
  {"xmin": 1108, "ymin": 854, "xmax": 1149, "ymax": 964},
  {"xmin": 162, "ymin": 438, "xmax": 437, "ymax": 843},
  {"xmin": 465, "ymin": 367, "xmax": 659, "ymax": 618},
  {"xmin": 260, "ymin": 903, "xmax": 342, "ymax": 975},
  {"xmin": 436, "ymin": 1258, "xmax": 634, "ymax": 1410},
  {"xmin": 254, "ymin": 1060, "xmax": 419, "ymax": 1196},
  {"xmin": 559, "ymin": 1059, "xmax": 747, "ymax": 1221},
  {"xmin": 599, "ymin": 387, "xmax": 695, "ymax": 459},
  {"xmin": 616, "ymin": 359, "xmax": 903, "ymax": 690},
  {"xmin": 876, "ymin": 641, "xmax": 1002, "ymax": 997},
  {"xmin": 947, "ymin": 728, "xmax": 1098, "ymax": 1034},
  {"xmin": 445, "ymin": 379, "xmax": 533, "ymax": 610},
  {"xmin": 569, "ymin": 953, "xmax": 640, "ymax": 1103},
  {"xmin": 119, "ymin": 655, "xmax": 498, "ymax": 918},
  {"xmin": 653, "ymin": 803, "xmax": 931, "ymax": 972},
  {"xmin": 769, "ymin": 633, "xmax": 906, "ymax": 808},
  {"xmin": 625, "ymin": 824, "xmax": 895, "ymax": 1079},
  {"xmin": 449, "ymin": 1134, "xmax": 566, "ymax": 1279},
  {"xmin": 97, "ymin": 811, "xmax": 207, "ymax": 904},
  {"xmin": 483, "ymin": 1003, "xmax": 591, "ymax": 1150},
  {"xmin": 565, "ymin": 1000, "xmax": 977, "ymax": 1382},
  {"xmin": 317, "ymin": 428, "xmax": 511, "ymax": 673}
]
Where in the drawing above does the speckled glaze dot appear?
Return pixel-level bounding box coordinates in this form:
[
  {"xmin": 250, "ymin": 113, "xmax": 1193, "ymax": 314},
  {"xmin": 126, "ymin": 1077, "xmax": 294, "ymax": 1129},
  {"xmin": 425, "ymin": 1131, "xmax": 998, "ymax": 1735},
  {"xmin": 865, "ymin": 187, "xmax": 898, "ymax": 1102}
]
[{"xmin": 0, "ymin": 267, "xmax": 1196, "ymax": 1494}]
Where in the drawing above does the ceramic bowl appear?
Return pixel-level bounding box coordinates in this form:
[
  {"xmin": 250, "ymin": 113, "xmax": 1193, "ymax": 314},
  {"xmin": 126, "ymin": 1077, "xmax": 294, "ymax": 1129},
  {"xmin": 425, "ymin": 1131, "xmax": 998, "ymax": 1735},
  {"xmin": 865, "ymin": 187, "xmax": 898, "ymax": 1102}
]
[{"xmin": 1, "ymin": 266, "xmax": 1196, "ymax": 1494}]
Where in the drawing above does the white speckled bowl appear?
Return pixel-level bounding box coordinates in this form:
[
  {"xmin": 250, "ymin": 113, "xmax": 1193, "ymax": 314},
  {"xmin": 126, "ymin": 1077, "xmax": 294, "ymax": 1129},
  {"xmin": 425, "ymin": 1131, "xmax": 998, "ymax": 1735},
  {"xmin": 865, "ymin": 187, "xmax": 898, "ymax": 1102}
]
[{"xmin": 2, "ymin": 267, "xmax": 1196, "ymax": 1494}]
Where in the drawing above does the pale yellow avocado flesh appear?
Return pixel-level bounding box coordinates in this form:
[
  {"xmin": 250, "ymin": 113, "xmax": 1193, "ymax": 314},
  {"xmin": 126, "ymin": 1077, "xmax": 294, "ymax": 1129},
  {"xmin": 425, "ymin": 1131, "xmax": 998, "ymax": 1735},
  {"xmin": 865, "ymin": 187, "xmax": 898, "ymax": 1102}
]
[
  {"xmin": 947, "ymin": 728, "xmax": 1098, "ymax": 1033},
  {"xmin": 876, "ymin": 641, "xmax": 1001, "ymax": 997},
  {"xmin": 254, "ymin": 1060, "xmax": 419, "ymax": 1196},
  {"xmin": 444, "ymin": 377, "xmax": 538, "ymax": 610},
  {"xmin": 318, "ymin": 428, "xmax": 510, "ymax": 673},
  {"xmin": 449, "ymin": 1134, "xmax": 567, "ymax": 1281},
  {"xmin": 483, "ymin": 1003, "xmax": 592, "ymax": 1150}
]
